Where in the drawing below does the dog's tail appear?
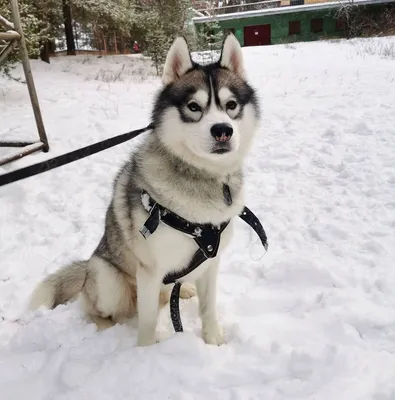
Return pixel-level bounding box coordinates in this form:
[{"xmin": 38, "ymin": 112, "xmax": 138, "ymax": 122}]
[{"xmin": 29, "ymin": 261, "xmax": 88, "ymax": 310}]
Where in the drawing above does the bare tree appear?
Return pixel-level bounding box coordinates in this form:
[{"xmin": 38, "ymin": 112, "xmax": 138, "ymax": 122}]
[
  {"xmin": 335, "ymin": 1, "xmax": 395, "ymax": 39},
  {"xmin": 335, "ymin": 0, "xmax": 360, "ymax": 39}
]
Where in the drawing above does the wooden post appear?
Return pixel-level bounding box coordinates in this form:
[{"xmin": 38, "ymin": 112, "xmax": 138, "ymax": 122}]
[
  {"xmin": 0, "ymin": 39, "xmax": 17, "ymax": 64},
  {"xmin": 0, "ymin": 14, "xmax": 14, "ymax": 29},
  {"xmin": 9, "ymin": 0, "xmax": 49, "ymax": 151},
  {"xmin": 0, "ymin": 142, "xmax": 45, "ymax": 166},
  {"xmin": 0, "ymin": 31, "xmax": 20, "ymax": 40}
]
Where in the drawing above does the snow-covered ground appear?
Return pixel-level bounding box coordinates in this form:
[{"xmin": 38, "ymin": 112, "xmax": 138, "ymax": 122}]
[{"xmin": 1, "ymin": 36, "xmax": 395, "ymax": 399}]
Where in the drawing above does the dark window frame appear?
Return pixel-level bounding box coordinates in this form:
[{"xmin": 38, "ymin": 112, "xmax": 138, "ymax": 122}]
[
  {"xmin": 288, "ymin": 20, "xmax": 301, "ymax": 35},
  {"xmin": 335, "ymin": 17, "xmax": 345, "ymax": 31},
  {"xmin": 311, "ymin": 18, "xmax": 323, "ymax": 33}
]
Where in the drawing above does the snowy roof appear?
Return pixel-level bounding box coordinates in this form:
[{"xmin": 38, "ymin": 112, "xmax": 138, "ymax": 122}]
[{"xmin": 192, "ymin": 0, "xmax": 395, "ymax": 22}]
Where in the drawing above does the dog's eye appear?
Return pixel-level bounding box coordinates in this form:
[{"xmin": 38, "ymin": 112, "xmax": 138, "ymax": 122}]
[
  {"xmin": 188, "ymin": 102, "xmax": 201, "ymax": 112},
  {"xmin": 226, "ymin": 100, "xmax": 238, "ymax": 110}
]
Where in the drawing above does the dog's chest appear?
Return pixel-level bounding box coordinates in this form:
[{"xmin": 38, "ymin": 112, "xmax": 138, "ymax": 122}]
[{"xmin": 133, "ymin": 208, "xmax": 234, "ymax": 279}]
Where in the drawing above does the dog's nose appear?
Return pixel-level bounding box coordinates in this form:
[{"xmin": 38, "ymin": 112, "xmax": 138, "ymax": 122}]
[{"xmin": 210, "ymin": 123, "xmax": 233, "ymax": 142}]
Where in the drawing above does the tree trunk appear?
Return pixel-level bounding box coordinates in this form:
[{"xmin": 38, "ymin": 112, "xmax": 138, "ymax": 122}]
[
  {"xmin": 103, "ymin": 35, "xmax": 107, "ymax": 53},
  {"xmin": 62, "ymin": 0, "xmax": 76, "ymax": 55},
  {"xmin": 39, "ymin": 40, "xmax": 50, "ymax": 63}
]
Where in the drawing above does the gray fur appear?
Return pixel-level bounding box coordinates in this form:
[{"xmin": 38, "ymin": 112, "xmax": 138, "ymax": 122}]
[
  {"xmin": 29, "ymin": 261, "xmax": 88, "ymax": 309},
  {"xmin": 29, "ymin": 33, "xmax": 260, "ymax": 346}
]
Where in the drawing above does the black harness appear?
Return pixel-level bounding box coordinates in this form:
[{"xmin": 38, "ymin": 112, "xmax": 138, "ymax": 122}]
[{"xmin": 139, "ymin": 187, "xmax": 269, "ymax": 333}]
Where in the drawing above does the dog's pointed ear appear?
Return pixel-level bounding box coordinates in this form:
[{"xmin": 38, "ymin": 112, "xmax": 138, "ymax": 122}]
[
  {"xmin": 219, "ymin": 33, "xmax": 245, "ymax": 78},
  {"xmin": 162, "ymin": 37, "xmax": 193, "ymax": 85}
]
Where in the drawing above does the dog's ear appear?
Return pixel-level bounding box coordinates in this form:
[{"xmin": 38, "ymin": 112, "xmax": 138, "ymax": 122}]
[
  {"xmin": 162, "ymin": 37, "xmax": 193, "ymax": 85},
  {"xmin": 219, "ymin": 33, "xmax": 245, "ymax": 78}
]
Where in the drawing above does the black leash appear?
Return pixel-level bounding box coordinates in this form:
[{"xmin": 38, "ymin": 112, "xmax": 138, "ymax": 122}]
[
  {"xmin": 0, "ymin": 123, "xmax": 154, "ymax": 188},
  {"xmin": 1, "ymin": 121, "xmax": 268, "ymax": 335}
]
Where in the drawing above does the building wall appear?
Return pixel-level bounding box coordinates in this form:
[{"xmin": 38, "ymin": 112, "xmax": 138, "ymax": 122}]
[
  {"xmin": 194, "ymin": 2, "xmax": 395, "ymax": 46},
  {"xmin": 216, "ymin": 9, "xmax": 343, "ymax": 46}
]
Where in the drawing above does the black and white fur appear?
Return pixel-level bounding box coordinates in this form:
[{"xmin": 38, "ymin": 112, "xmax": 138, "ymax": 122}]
[{"xmin": 29, "ymin": 34, "xmax": 260, "ymax": 347}]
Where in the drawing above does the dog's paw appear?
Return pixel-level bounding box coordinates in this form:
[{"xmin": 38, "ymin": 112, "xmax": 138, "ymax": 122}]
[
  {"xmin": 91, "ymin": 315, "xmax": 116, "ymax": 331},
  {"xmin": 137, "ymin": 335, "xmax": 158, "ymax": 347},
  {"xmin": 180, "ymin": 282, "xmax": 196, "ymax": 299},
  {"xmin": 202, "ymin": 324, "xmax": 225, "ymax": 346}
]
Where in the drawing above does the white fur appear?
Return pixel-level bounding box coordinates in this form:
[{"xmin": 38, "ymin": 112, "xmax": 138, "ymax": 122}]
[
  {"xmin": 106, "ymin": 162, "xmax": 242, "ymax": 345},
  {"xmin": 196, "ymin": 257, "xmax": 224, "ymax": 345},
  {"xmin": 132, "ymin": 208, "xmax": 235, "ymax": 345},
  {"xmin": 157, "ymin": 35, "xmax": 256, "ymax": 177},
  {"xmin": 162, "ymin": 37, "xmax": 193, "ymax": 85},
  {"xmin": 29, "ymin": 35, "xmax": 259, "ymax": 348},
  {"xmin": 29, "ymin": 282, "xmax": 56, "ymax": 310},
  {"xmin": 89, "ymin": 256, "xmax": 126, "ymax": 317},
  {"xmin": 219, "ymin": 34, "xmax": 246, "ymax": 78},
  {"xmin": 193, "ymin": 90, "xmax": 209, "ymax": 107},
  {"xmin": 158, "ymin": 100, "xmax": 257, "ymax": 177},
  {"xmin": 218, "ymin": 87, "xmax": 234, "ymax": 103},
  {"xmin": 136, "ymin": 266, "xmax": 163, "ymax": 346}
]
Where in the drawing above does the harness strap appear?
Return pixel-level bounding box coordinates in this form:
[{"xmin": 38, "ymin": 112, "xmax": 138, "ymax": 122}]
[
  {"xmin": 140, "ymin": 190, "xmax": 229, "ymax": 258},
  {"xmin": 239, "ymin": 206, "xmax": 269, "ymax": 251},
  {"xmin": 170, "ymin": 282, "xmax": 183, "ymax": 332},
  {"xmin": 139, "ymin": 190, "xmax": 269, "ymax": 334},
  {"xmin": 139, "ymin": 203, "xmax": 161, "ymax": 239},
  {"xmin": 163, "ymin": 248, "xmax": 207, "ymax": 285}
]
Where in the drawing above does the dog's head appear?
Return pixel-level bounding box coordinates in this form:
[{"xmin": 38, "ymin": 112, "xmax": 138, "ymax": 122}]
[{"xmin": 152, "ymin": 34, "xmax": 260, "ymax": 174}]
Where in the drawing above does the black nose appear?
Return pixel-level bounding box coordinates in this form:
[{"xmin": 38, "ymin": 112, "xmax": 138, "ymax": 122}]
[{"xmin": 210, "ymin": 123, "xmax": 233, "ymax": 142}]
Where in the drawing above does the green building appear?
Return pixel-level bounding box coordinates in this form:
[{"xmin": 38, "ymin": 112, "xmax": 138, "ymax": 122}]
[{"xmin": 192, "ymin": 0, "xmax": 395, "ymax": 47}]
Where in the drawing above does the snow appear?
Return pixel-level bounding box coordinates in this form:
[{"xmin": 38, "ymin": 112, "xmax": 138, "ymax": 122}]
[{"xmin": 1, "ymin": 36, "xmax": 395, "ymax": 399}]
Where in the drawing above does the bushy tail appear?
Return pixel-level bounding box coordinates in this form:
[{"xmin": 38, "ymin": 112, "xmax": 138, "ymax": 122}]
[{"xmin": 29, "ymin": 261, "xmax": 88, "ymax": 310}]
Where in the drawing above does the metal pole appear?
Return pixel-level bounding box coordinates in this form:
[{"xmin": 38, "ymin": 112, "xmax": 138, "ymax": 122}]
[{"xmin": 9, "ymin": 0, "xmax": 49, "ymax": 152}]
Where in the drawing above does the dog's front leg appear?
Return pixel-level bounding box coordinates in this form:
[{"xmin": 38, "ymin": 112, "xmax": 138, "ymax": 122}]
[
  {"xmin": 136, "ymin": 266, "xmax": 162, "ymax": 346},
  {"xmin": 196, "ymin": 258, "xmax": 224, "ymax": 346}
]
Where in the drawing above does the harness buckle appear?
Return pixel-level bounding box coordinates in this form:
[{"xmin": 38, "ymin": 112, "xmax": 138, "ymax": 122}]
[
  {"xmin": 139, "ymin": 202, "xmax": 161, "ymax": 239},
  {"xmin": 139, "ymin": 225, "xmax": 151, "ymax": 239}
]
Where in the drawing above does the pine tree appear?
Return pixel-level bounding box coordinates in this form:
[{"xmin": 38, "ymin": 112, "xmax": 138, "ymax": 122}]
[
  {"xmin": 1, "ymin": 0, "xmax": 197, "ymax": 78},
  {"xmin": 134, "ymin": 0, "xmax": 192, "ymax": 75},
  {"xmin": 141, "ymin": 12, "xmax": 171, "ymax": 75},
  {"xmin": 193, "ymin": 18, "xmax": 224, "ymax": 64},
  {"xmin": 0, "ymin": 0, "xmax": 61, "ymax": 76},
  {"xmin": 1, "ymin": 0, "xmax": 141, "ymax": 77},
  {"xmin": 71, "ymin": 0, "xmax": 137, "ymax": 53}
]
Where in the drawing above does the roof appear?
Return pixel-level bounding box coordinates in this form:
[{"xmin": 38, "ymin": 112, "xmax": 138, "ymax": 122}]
[{"xmin": 192, "ymin": 0, "xmax": 395, "ymax": 22}]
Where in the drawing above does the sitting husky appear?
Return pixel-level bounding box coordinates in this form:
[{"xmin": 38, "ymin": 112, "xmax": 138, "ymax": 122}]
[{"xmin": 29, "ymin": 33, "xmax": 260, "ymax": 346}]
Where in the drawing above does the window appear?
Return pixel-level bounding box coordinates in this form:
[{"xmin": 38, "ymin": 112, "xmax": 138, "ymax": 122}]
[
  {"xmin": 288, "ymin": 20, "xmax": 301, "ymax": 35},
  {"xmin": 311, "ymin": 18, "xmax": 323, "ymax": 33},
  {"xmin": 335, "ymin": 18, "xmax": 345, "ymax": 31}
]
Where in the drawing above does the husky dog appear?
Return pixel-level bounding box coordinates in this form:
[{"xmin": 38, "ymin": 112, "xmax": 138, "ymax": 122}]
[{"xmin": 29, "ymin": 33, "xmax": 260, "ymax": 346}]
